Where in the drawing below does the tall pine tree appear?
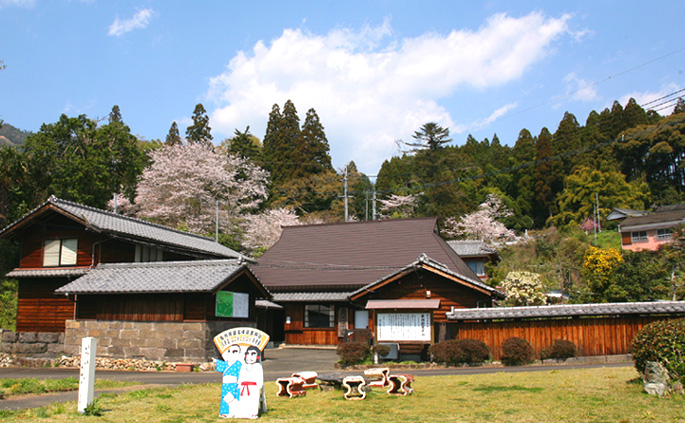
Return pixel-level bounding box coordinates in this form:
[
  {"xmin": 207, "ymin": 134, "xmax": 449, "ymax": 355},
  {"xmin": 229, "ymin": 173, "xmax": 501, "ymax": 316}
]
[
  {"xmin": 185, "ymin": 103, "xmax": 213, "ymax": 146},
  {"xmin": 166, "ymin": 121, "xmax": 182, "ymax": 146},
  {"xmin": 300, "ymin": 108, "xmax": 332, "ymax": 175}
]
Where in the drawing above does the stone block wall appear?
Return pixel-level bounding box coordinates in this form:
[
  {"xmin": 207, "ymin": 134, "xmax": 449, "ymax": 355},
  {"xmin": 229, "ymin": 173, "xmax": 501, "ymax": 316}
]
[
  {"xmin": 64, "ymin": 320, "xmax": 255, "ymax": 363},
  {"xmin": 1, "ymin": 330, "xmax": 65, "ymax": 357}
]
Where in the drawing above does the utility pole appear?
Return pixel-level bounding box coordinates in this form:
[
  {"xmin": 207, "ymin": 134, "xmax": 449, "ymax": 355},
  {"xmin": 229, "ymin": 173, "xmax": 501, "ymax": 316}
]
[
  {"xmin": 343, "ymin": 167, "xmax": 349, "ymax": 222},
  {"xmin": 372, "ymin": 187, "xmax": 377, "ymax": 220},
  {"xmin": 215, "ymin": 199, "xmax": 219, "ymax": 242}
]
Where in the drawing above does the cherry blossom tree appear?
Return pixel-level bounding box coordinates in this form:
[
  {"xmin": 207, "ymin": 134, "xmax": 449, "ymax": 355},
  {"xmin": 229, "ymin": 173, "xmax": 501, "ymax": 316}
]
[
  {"xmin": 241, "ymin": 207, "xmax": 300, "ymax": 254},
  {"xmin": 134, "ymin": 142, "xmax": 268, "ymax": 234},
  {"xmin": 378, "ymin": 193, "xmax": 420, "ymax": 219},
  {"xmin": 442, "ymin": 194, "xmax": 517, "ymax": 245}
]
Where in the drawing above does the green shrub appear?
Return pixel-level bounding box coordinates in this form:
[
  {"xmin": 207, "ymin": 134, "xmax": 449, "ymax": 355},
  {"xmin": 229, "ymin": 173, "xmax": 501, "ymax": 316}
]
[
  {"xmin": 336, "ymin": 342, "xmax": 370, "ymax": 367},
  {"xmin": 631, "ymin": 318, "xmax": 685, "ymax": 380},
  {"xmin": 542, "ymin": 339, "xmax": 577, "ymax": 360},
  {"xmin": 501, "ymin": 337, "xmax": 536, "ymax": 366},
  {"xmin": 429, "ymin": 339, "xmax": 490, "ymax": 366}
]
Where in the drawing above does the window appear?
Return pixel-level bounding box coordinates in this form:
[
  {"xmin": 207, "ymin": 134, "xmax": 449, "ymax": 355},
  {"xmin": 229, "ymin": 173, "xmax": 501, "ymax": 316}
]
[
  {"xmin": 135, "ymin": 245, "xmax": 164, "ymax": 262},
  {"xmin": 657, "ymin": 228, "xmax": 673, "ymax": 241},
  {"xmin": 304, "ymin": 304, "xmax": 334, "ymax": 328},
  {"xmin": 631, "ymin": 231, "xmax": 648, "ymax": 243},
  {"xmin": 467, "ymin": 261, "xmax": 486, "ymax": 276},
  {"xmin": 43, "ymin": 239, "xmax": 78, "ymax": 267}
]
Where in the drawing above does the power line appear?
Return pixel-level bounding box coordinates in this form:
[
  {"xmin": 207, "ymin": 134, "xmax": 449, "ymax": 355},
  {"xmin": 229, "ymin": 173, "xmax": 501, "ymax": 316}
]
[{"xmin": 641, "ymin": 88, "xmax": 685, "ymax": 107}]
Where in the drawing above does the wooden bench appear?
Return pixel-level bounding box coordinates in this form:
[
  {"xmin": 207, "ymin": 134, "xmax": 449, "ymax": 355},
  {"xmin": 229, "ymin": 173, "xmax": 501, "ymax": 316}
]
[
  {"xmin": 387, "ymin": 374, "xmax": 414, "ymax": 396},
  {"xmin": 276, "ymin": 377, "xmax": 306, "ymax": 398},
  {"xmin": 342, "ymin": 375, "xmax": 367, "ymax": 400},
  {"xmin": 364, "ymin": 367, "xmax": 390, "ymax": 388}
]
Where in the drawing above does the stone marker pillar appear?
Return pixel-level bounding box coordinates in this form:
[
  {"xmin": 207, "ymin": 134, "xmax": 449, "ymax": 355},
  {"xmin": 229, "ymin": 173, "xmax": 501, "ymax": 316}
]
[{"xmin": 78, "ymin": 337, "xmax": 97, "ymax": 414}]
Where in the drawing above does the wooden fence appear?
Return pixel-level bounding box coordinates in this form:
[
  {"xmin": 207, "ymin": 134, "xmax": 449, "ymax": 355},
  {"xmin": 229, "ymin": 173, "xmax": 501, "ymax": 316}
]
[{"xmin": 454, "ymin": 315, "xmax": 674, "ymax": 360}]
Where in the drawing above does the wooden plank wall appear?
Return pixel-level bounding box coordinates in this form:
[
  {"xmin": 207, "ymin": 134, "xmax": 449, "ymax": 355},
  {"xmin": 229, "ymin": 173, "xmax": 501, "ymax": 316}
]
[
  {"xmin": 17, "ymin": 279, "xmax": 75, "ymax": 332},
  {"xmin": 455, "ymin": 316, "xmax": 671, "ymax": 360}
]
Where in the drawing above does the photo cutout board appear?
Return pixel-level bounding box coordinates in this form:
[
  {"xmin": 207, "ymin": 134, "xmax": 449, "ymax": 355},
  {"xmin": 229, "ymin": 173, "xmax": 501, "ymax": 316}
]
[{"xmin": 214, "ymin": 328, "xmax": 270, "ymax": 419}]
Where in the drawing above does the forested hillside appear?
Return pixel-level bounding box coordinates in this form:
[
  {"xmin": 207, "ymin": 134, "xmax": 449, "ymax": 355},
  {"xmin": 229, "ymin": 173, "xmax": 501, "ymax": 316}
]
[{"xmin": 0, "ymin": 122, "xmax": 31, "ymax": 147}]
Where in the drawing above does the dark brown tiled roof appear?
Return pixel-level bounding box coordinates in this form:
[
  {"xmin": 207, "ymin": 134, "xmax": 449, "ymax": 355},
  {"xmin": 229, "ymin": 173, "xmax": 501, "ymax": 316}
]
[{"xmin": 251, "ymin": 217, "xmax": 480, "ymax": 291}]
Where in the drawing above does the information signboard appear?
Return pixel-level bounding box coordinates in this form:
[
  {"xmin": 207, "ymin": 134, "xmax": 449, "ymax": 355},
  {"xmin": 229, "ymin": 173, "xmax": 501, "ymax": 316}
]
[{"xmin": 376, "ymin": 313, "xmax": 431, "ymax": 342}]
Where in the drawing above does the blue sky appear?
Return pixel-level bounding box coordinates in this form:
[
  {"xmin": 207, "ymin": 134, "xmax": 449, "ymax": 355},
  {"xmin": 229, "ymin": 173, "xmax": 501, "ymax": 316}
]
[{"xmin": 1, "ymin": 1, "xmax": 683, "ymax": 176}]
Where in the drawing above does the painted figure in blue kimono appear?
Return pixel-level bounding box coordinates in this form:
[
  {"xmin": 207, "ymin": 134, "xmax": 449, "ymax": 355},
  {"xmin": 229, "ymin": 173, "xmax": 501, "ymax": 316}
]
[{"xmin": 216, "ymin": 344, "xmax": 243, "ymax": 418}]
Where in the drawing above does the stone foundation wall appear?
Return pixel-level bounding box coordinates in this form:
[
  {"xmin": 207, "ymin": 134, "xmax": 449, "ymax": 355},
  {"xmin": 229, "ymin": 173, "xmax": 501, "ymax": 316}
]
[
  {"xmin": 1, "ymin": 330, "xmax": 65, "ymax": 357},
  {"xmin": 64, "ymin": 320, "xmax": 255, "ymax": 363}
]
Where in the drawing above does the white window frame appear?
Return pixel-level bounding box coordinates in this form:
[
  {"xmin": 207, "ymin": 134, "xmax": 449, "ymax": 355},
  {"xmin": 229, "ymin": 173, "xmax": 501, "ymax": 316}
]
[
  {"xmin": 657, "ymin": 228, "xmax": 673, "ymax": 241},
  {"xmin": 631, "ymin": 231, "xmax": 648, "ymax": 243},
  {"xmin": 43, "ymin": 238, "xmax": 78, "ymax": 267}
]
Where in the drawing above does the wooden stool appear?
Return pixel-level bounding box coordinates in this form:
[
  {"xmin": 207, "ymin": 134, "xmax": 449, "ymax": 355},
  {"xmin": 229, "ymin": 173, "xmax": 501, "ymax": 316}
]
[
  {"xmin": 292, "ymin": 371, "xmax": 318, "ymax": 389},
  {"xmin": 342, "ymin": 376, "xmax": 367, "ymax": 400},
  {"xmin": 364, "ymin": 367, "xmax": 390, "ymax": 388},
  {"xmin": 387, "ymin": 374, "xmax": 414, "ymax": 396},
  {"xmin": 276, "ymin": 377, "xmax": 306, "ymax": 398}
]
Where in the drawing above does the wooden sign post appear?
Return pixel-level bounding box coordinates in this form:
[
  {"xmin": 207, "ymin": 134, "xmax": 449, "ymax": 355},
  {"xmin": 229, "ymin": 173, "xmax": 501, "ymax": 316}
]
[{"xmin": 78, "ymin": 337, "xmax": 97, "ymax": 414}]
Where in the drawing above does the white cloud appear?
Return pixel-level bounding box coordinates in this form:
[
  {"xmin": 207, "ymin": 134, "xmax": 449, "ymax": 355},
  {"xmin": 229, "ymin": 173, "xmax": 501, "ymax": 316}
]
[
  {"xmin": 108, "ymin": 8, "xmax": 154, "ymax": 37},
  {"xmin": 207, "ymin": 12, "xmax": 571, "ymax": 174},
  {"xmin": 564, "ymin": 72, "xmax": 598, "ymax": 102},
  {"xmin": 620, "ymin": 83, "xmax": 682, "ymax": 116}
]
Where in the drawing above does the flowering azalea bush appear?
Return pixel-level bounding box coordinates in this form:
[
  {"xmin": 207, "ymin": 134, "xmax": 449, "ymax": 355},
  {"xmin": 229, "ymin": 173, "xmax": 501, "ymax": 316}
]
[
  {"xmin": 583, "ymin": 246, "xmax": 623, "ymax": 298},
  {"xmin": 500, "ymin": 271, "xmax": 547, "ymax": 306}
]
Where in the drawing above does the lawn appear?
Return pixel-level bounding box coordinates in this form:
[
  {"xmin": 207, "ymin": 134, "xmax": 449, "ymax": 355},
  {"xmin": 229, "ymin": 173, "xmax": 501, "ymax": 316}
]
[{"xmin": 1, "ymin": 367, "xmax": 684, "ymax": 422}]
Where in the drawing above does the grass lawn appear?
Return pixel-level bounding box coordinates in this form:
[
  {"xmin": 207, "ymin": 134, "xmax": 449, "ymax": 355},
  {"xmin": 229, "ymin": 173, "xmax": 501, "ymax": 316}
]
[
  {"xmin": 1, "ymin": 367, "xmax": 684, "ymax": 422},
  {"xmin": 0, "ymin": 378, "xmax": 135, "ymax": 398}
]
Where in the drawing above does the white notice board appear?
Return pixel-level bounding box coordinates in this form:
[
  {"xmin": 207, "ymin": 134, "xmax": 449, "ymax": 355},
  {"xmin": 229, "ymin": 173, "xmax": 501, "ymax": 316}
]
[{"xmin": 376, "ymin": 313, "xmax": 431, "ymax": 342}]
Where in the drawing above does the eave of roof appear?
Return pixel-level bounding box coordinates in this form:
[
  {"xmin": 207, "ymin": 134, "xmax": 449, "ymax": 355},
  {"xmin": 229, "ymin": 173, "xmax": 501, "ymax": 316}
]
[
  {"xmin": 54, "ymin": 259, "xmax": 267, "ymax": 296},
  {"xmin": 446, "ymin": 301, "xmax": 685, "ymax": 320},
  {"xmin": 271, "ymin": 292, "xmax": 354, "ymax": 302},
  {"xmin": 5, "ymin": 267, "xmax": 90, "ymax": 278},
  {"xmin": 349, "ymin": 254, "xmax": 503, "ymax": 301},
  {"xmin": 366, "ymin": 299, "xmax": 441, "ymax": 310}
]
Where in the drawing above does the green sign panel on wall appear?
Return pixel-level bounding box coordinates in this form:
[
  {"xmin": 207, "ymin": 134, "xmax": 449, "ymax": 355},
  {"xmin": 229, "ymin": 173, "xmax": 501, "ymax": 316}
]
[{"xmin": 216, "ymin": 291, "xmax": 250, "ymax": 318}]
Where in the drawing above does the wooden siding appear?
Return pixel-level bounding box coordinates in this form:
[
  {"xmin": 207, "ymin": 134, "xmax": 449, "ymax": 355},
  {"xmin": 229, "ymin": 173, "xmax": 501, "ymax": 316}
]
[
  {"xmin": 17, "ymin": 279, "xmax": 75, "ymax": 332},
  {"xmin": 282, "ymin": 302, "xmax": 345, "ymax": 345},
  {"xmin": 454, "ymin": 316, "xmax": 671, "ymax": 360},
  {"xmin": 363, "ymin": 271, "xmax": 491, "ymax": 324}
]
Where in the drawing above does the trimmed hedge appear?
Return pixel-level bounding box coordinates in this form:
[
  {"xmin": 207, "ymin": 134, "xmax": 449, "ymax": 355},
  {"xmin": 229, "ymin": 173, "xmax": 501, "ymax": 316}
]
[
  {"xmin": 336, "ymin": 342, "xmax": 370, "ymax": 367},
  {"xmin": 429, "ymin": 339, "xmax": 490, "ymax": 366},
  {"xmin": 542, "ymin": 339, "xmax": 577, "ymax": 360},
  {"xmin": 501, "ymin": 337, "xmax": 536, "ymax": 366},
  {"xmin": 631, "ymin": 318, "xmax": 685, "ymax": 381}
]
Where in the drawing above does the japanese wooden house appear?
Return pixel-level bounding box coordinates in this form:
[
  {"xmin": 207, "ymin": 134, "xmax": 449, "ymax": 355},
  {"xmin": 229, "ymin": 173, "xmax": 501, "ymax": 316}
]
[
  {"xmin": 0, "ymin": 196, "xmax": 271, "ymax": 362},
  {"xmin": 250, "ymin": 218, "xmax": 503, "ymax": 358}
]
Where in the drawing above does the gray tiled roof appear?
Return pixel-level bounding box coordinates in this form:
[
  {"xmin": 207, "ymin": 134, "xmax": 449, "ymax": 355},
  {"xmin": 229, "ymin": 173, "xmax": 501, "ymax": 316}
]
[
  {"xmin": 6, "ymin": 268, "xmax": 90, "ymax": 278},
  {"xmin": 446, "ymin": 301, "xmax": 685, "ymax": 320},
  {"xmin": 271, "ymin": 292, "xmax": 354, "ymax": 302},
  {"xmin": 447, "ymin": 240, "xmax": 497, "ymax": 257},
  {"xmin": 55, "ymin": 259, "xmax": 251, "ymax": 294},
  {"xmin": 0, "ymin": 196, "xmax": 244, "ymax": 259}
]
